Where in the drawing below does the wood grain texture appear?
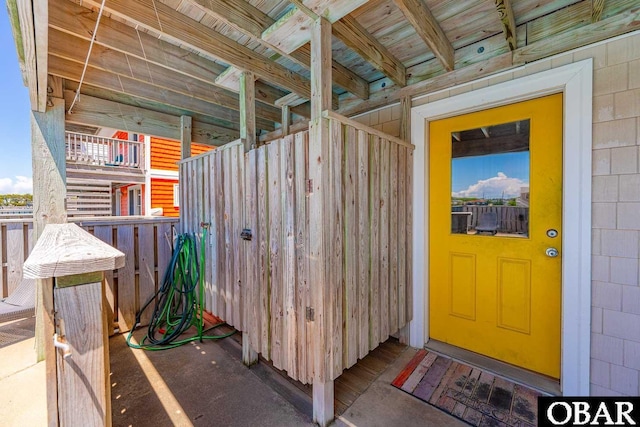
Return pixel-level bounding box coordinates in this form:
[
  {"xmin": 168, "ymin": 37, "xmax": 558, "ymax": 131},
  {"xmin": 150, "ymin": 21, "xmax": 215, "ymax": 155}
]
[
  {"xmin": 494, "ymin": 0, "xmax": 517, "ymax": 50},
  {"xmin": 393, "ymin": 0, "xmax": 455, "ymax": 71},
  {"xmin": 311, "ymin": 18, "xmax": 333, "ymax": 121},
  {"xmin": 92, "ymin": 225, "xmax": 116, "ymax": 335},
  {"xmin": 181, "ymin": 116, "xmax": 192, "ymax": 159},
  {"xmin": 55, "ymin": 281, "xmax": 110, "ymax": 427},
  {"xmin": 389, "ymin": 143, "xmax": 399, "ymax": 335},
  {"xmin": 116, "ymin": 225, "xmax": 135, "ymax": 332},
  {"xmin": 24, "ymin": 223, "xmax": 124, "ymax": 279},
  {"xmin": 240, "ymin": 71, "xmax": 256, "ymax": 152},
  {"xmin": 333, "ymin": 16, "xmax": 406, "ymax": 86},
  {"xmin": 344, "ymin": 125, "xmax": 359, "ymax": 369},
  {"xmin": 330, "ymin": 118, "xmax": 343, "ymax": 380},
  {"xmin": 6, "ymin": 223, "xmax": 25, "ymax": 295},
  {"xmin": 138, "ymin": 224, "xmax": 156, "ymax": 326},
  {"xmin": 357, "ymin": 130, "xmax": 370, "ymax": 359},
  {"xmin": 379, "ymin": 139, "xmax": 390, "ymax": 343},
  {"xmin": 257, "ymin": 146, "xmax": 271, "ymax": 358},
  {"xmin": 369, "ymin": 135, "xmax": 380, "ymax": 351},
  {"xmin": 268, "ymin": 139, "xmax": 283, "ymax": 369},
  {"xmin": 81, "ymin": 0, "xmax": 312, "ymax": 99}
]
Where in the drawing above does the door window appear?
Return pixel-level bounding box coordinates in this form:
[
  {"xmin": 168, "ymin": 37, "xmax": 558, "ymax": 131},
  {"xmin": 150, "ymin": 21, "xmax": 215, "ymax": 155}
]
[{"xmin": 450, "ymin": 119, "xmax": 530, "ymax": 237}]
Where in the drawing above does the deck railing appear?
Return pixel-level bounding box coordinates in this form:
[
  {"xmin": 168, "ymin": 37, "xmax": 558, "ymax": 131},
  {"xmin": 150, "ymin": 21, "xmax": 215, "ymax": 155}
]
[
  {"xmin": 65, "ymin": 131, "xmax": 144, "ymax": 169},
  {"xmin": 0, "ymin": 216, "xmax": 177, "ymax": 334}
]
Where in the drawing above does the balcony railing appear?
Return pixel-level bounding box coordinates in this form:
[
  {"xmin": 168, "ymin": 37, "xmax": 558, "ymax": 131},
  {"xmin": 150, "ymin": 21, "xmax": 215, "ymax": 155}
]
[{"xmin": 65, "ymin": 131, "xmax": 144, "ymax": 170}]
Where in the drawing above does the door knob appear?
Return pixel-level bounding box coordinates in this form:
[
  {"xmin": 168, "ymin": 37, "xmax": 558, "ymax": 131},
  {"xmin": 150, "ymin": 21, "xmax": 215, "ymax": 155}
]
[{"xmin": 546, "ymin": 248, "xmax": 559, "ymax": 258}]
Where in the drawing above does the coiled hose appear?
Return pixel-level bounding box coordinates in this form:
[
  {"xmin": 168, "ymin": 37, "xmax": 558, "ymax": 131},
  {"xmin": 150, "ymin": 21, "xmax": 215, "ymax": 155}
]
[{"xmin": 126, "ymin": 228, "xmax": 235, "ymax": 350}]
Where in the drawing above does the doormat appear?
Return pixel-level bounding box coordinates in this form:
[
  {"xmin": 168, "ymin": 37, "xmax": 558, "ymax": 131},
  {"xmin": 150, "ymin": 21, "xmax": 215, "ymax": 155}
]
[{"xmin": 391, "ymin": 350, "xmax": 542, "ymax": 427}]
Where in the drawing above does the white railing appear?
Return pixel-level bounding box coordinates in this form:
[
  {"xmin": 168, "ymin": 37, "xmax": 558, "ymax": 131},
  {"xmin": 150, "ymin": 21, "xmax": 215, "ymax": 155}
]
[{"xmin": 65, "ymin": 131, "xmax": 144, "ymax": 169}]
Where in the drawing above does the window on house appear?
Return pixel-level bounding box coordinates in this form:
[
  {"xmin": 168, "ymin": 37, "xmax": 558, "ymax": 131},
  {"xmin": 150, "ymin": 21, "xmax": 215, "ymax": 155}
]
[{"xmin": 173, "ymin": 184, "xmax": 179, "ymax": 207}]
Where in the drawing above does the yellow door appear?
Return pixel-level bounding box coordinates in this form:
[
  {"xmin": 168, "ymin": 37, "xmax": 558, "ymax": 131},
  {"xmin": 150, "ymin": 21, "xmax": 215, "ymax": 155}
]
[{"xmin": 429, "ymin": 93, "xmax": 562, "ymax": 378}]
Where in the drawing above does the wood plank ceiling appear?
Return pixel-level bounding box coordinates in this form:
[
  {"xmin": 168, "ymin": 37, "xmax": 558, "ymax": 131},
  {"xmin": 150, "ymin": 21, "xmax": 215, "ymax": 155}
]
[{"xmin": 28, "ymin": 0, "xmax": 640, "ymax": 144}]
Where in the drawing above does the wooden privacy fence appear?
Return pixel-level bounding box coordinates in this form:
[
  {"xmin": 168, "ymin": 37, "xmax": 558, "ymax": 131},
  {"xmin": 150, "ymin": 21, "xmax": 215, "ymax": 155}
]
[
  {"xmin": 0, "ymin": 216, "xmax": 177, "ymax": 334},
  {"xmin": 180, "ymin": 111, "xmax": 414, "ymax": 385}
]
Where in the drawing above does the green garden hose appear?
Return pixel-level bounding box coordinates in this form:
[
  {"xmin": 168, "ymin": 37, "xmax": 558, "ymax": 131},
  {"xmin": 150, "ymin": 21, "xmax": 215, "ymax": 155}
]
[{"xmin": 126, "ymin": 227, "xmax": 235, "ymax": 351}]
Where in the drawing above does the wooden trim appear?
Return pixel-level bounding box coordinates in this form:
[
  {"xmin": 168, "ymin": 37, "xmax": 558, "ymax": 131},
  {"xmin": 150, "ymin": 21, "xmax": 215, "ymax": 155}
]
[
  {"xmin": 33, "ymin": 0, "xmax": 48, "ymax": 112},
  {"xmin": 323, "ymin": 110, "xmax": 414, "ymax": 149},
  {"xmin": 392, "ymin": 0, "xmax": 455, "ymax": 72},
  {"xmin": 16, "ymin": 0, "xmax": 38, "ymax": 109},
  {"xmin": 176, "ymin": 139, "xmax": 243, "ymax": 164}
]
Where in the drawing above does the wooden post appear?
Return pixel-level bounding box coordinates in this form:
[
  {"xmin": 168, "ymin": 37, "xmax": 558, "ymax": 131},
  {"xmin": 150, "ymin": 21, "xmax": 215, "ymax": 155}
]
[
  {"xmin": 310, "ymin": 16, "xmax": 334, "ymax": 427},
  {"xmin": 281, "ymin": 105, "xmax": 291, "ymax": 137},
  {"xmin": 400, "ymin": 95, "xmax": 411, "ymax": 142},
  {"xmin": 239, "ymin": 71, "xmax": 256, "ymax": 152},
  {"xmin": 181, "ymin": 115, "xmax": 192, "ymax": 159},
  {"xmin": 31, "ymin": 75, "xmax": 66, "ymax": 426},
  {"xmin": 24, "ymin": 223, "xmax": 125, "ymax": 427}
]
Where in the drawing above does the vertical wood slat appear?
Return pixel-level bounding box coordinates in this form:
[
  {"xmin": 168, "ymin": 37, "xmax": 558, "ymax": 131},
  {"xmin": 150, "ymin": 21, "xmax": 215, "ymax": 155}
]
[
  {"xmin": 344, "ymin": 125, "xmax": 359, "ymax": 369},
  {"xmin": 406, "ymin": 148, "xmax": 414, "ymax": 322},
  {"xmin": 257, "ymin": 146, "xmax": 270, "ymax": 358},
  {"xmin": 223, "ymin": 149, "xmax": 233, "ymax": 324},
  {"xmin": 116, "ymin": 225, "xmax": 135, "ymax": 332},
  {"xmin": 215, "ymin": 151, "xmax": 226, "ymax": 320},
  {"xmin": 330, "ymin": 118, "xmax": 344, "ymax": 379},
  {"xmin": 379, "ymin": 139, "xmax": 390, "ymax": 343},
  {"xmin": 6, "ymin": 223, "xmax": 25, "ymax": 295},
  {"xmin": 294, "ymin": 131, "xmax": 310, "ymax": 383},
  {"xmin": 309, "ymin": 119, "xmax": 330, "ymax": 383},
  {"xmin": 357, "ymin": 130, "xmax": 370, "ymax": 359},
  {"xmin": 231, "ymin": 145, "xmax": 243, "ymax": 330},
  {"xmin": 369, "ymin": 136, "xmax": 380, "ymax": 351},
  {"xmin": 268, "ymin": 140, "xmax": 283, "ymax": 370},
  {"xmin": 93, "ymin": 225, "xmax": 115, "ymax": 335},
  {"xmin": 203, "ymin": 154, "xmax": 213, "ymax": 312},
  {"xmin": 246, "ymin": 149, "xmax": 261, "ymax": 355},
  {"xmin": 389, "ymin": 143, "xmax": 399, "ymax": 335},
  {"xmin": 397, "ymin": 147, "xmax": 407, "ymax": 327},
  {"xmin": 283, "ymin": 134, "xmax": 298, "ymax": 379},
  {"xmin": 138, "ymin": 224, "xmax": 155, "ymax": 327}
]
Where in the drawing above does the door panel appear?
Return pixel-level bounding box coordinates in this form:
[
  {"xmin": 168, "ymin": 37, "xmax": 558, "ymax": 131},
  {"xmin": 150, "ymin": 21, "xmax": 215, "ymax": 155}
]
[{"xmin": 429, "ymin": 93, "xmax": 562, "ymax": 378}]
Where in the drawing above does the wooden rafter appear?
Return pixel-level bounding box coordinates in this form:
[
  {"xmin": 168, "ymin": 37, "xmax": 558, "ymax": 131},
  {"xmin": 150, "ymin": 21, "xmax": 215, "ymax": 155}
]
[
  {"xmin": 592, "ymin": 0, "xmax": 605, "ymax": 22},
  {"xmin": 80, "ymin": 0, "xmax": 311, "ymax": 99},
  {"xmin": 392, "ymin": 0, "xmax": 454, "ymax": 72},
  {"xmin": 48, "ymin": 28, "xmax": 280, "ymax": 126},
  {"xmin": 181, "ymin": 0, "xmax": 369, "ymax": 99},
  {"xmin": 48, "ymin": 55, "xmax": 275, "ymax": 131},
  {"xmin": 48, "ymin": 0, "xmax": 310, "ymax": 118},
  {"xmin": 494, "ymin": 0, "xmax": 517, "ymax": 51},
  {"xmin": 63, "ymin": 91, "xmax": 238, "ymax": 145},
  {"xmin": 333, "ymin": 16, "xmax": 406, "ymax": 87}
]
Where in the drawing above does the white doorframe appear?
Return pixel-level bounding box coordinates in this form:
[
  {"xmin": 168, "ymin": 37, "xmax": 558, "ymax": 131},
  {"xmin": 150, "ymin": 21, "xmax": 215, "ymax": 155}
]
[{"xmin": 409, "ymin": 59, "xmax": 593, "ymax": 395}]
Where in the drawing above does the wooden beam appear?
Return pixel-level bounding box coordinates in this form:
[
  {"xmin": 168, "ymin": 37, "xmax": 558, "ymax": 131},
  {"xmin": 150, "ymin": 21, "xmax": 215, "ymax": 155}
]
[
  {"xmin": 494, "ymin": 0, "xmax": 517, "ymax": 51},
  {"xmin": 333, "ymin": 16, "xmax": 406, "ymax": 87},
  {"xmin": 63, "ymin": 90, "xmax": 238, "ymax": 145},
  {"xmin": 81, "ymin": 0, "xmax": 311, "ymax": 99},
  {"xmin": 181, "ymin": 116, "xmax": 192, "ymax": 159},
  {"xmin": 240, "ymin": 72, "xmax": 256, "ymax": 151},
  {"xmin": 48, "ymin": 55, "xmax": 275, "ymax": 131},
  {"xmin": 452, "ymin": 134, "xmax": 529, "ymax": 158},
  {"xmin": 514, "ymin": 7, "xmax": 640, "ymax": 64},
  {"xmin": 592, "ymin": 0, "xmax": 606, "ymax": 22},
  {"xmin": 262, "ymin": 0, "xmax": 369, "ymax": 54},
  {"xmin": 16, "ymin": 0, "xmax": 38, "ymax": 109},
  {"xmin": 48, "ymin": 29, "xmax": 280, "ymax": 127},
  {"xmin": 182, "ymin": 0, "xmax": 368, "ymax": 100},
  {"xmin": 392, "ymin": 0, "xmax": 455, "ymax": 72},
  {"xmin": 311, "ymin": 18, "xmax": 333, "ymax": 120},
  {"xmin": 33, "ymin": 0, "xmax": 48, "ymax": 112},
  {"xmin": 275, "ymin": 93, "xmax": 309, "ymax": 108}
]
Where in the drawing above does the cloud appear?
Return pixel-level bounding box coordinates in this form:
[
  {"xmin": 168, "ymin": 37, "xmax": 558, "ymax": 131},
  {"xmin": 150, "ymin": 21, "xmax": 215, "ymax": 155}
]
[
  {"xmin": 452, "ymin": 172, "xmax": 527, "ymax": 199},
  {"xmin": 0, "ymin": 176, "xmax": 33, "ymax": 194}
]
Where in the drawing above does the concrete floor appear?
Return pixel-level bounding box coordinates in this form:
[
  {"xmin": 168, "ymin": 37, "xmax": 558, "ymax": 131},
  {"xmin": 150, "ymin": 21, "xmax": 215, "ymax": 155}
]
[{"xmin": 0, "ymin": 318, "xmax": 464, "ymax": 426}]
